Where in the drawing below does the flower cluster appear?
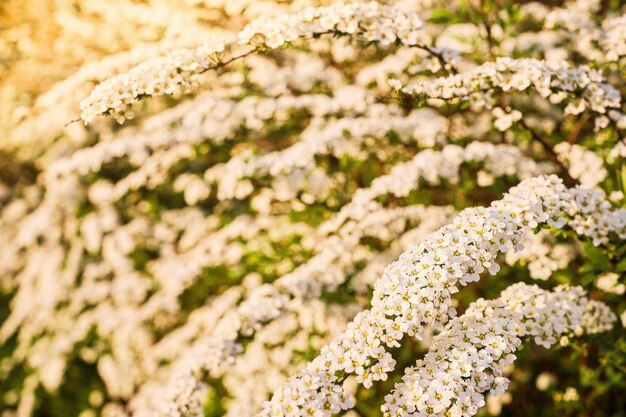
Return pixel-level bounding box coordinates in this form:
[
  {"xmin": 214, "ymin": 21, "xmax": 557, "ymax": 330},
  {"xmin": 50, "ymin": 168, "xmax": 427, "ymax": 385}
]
[
  {"xmin": 543, "ymin": 1, "xmax": 626, "ymax": 63},
  {"xmin": 396, "ymin": 57, "xmax": 621, "ymax": 118},
  {"xmin": 381, "ymin": 283, "xmax": 615, "ymax": 417},
  {"xmin": 492, "ymin": 107, "xmax": 522, "ymax": 132},
  {"xmin": 555, "ymin": 142, "xmax": 608, "ymax": 188},
  {"xmin": 505, "ymin": 230, "xmax": 575, "ymax": 280},
  {"xmin": 596, "ymin": 272, "xmax": 626, "ymax": 295},
  {"xmin": 566, "ymin": 186, "xmax": 626, "ymax": 245},
  {"xmin": 601, "ymin": 15, "xmax": 626, "ymax": 61},
  {"xmin": 80, "ymin": 42, "xmax": 226, "ymax": 124},
  {"xmin": 238, "ymin": 1, "xmax": 425, "ymax": 48}
]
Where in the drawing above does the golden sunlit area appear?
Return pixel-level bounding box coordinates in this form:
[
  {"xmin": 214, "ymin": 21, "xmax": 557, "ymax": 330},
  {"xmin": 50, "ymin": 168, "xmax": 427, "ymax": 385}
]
[{"xmin": 1, "ymin": 1, "xmax": 625, "ymax": 417}]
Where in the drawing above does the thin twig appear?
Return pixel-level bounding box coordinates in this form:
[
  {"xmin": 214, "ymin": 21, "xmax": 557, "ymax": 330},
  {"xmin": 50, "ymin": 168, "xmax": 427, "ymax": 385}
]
[
  {"xmin": 199, "ymin": 46, "xmax": 256, "ymax": 75},
  {"xmin": 410, "ymin": 44, "xmax": 459, "ymax": 75}
]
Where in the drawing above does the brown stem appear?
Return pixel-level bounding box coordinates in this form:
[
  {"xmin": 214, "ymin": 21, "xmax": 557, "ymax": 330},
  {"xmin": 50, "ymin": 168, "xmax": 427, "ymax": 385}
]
[
  {"xmin": 567, "ymin": 112, "xmax": 590, "ymax": 144},
  {"xmin": 411, "ymin": 87, "xmax": 494, "ymax": 102},
  {"xmin": 481, "ymin": 18, "xmax": 497, "ymax": 57},
  {"xmin": 615, "ymin": 125, "xmax": 626, "ymax": 148},
  {"xmin": 519, "ymin": 119, "xmax": 579, "ymax": 187}
]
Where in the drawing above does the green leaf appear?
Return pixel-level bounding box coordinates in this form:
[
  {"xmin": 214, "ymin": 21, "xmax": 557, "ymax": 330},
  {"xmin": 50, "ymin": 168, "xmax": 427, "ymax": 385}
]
[
  {"xmin": 616, "ymin": 257, "xmax": 626, "ymax": 272},
  {"xmin": 581, "ymin": 273, "xmax": 597, "ymax": 285},
  {"xmin": 579, "ymin": 263, "xmax": 596, "ymax": 274},
  {"xmin": 582, "ymin": 241, "xmax": 611, "ymax": 270},
  {"xmin": 429, "ymin": 9, "xmax": 458, "ymax": 24}
]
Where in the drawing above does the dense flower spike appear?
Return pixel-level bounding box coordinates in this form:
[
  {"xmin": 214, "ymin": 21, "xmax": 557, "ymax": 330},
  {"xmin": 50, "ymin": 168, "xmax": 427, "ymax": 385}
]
[
  {"xmin": 397, "ymin": 57, "xmax": 622, "ymax": 119},
  {"xmin": 79, "ymin": 42, "xmax": 227, "ymax": 124},
  {"xmin": 382, "ymin": 283, "xmax": 615, "ymax": 417}
]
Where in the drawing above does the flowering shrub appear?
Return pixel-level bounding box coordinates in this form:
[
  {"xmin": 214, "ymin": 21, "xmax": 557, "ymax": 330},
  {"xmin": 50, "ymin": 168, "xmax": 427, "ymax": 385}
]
[{"xmin": 1, "ymin": 1, "xmax": 625, "ymax": 417}]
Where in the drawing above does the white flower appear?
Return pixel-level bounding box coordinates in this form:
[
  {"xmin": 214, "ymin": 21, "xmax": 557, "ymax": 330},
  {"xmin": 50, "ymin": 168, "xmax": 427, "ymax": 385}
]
[{"xmin": 596, "ymin": 272, "xmax": 625, "ymax": 295}]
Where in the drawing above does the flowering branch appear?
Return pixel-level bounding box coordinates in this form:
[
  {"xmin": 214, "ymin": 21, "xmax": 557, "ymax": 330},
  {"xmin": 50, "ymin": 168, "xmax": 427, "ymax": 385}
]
[
  {"xmin": 258, "ymin": 176, "xmax": 626, "ymax": 417},
  {"xmin": 79, "ymin": 2, "xmax": 427, "ymax": 125}
]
